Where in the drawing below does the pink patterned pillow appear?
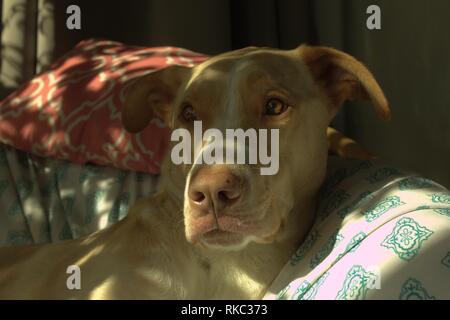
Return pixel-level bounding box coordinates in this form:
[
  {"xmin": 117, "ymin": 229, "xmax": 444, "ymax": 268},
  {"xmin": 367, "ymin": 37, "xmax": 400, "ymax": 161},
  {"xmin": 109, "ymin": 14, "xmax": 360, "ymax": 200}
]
[{"xmin": 0, "ymin": 39, "xmax": 209, "ymax": 173}]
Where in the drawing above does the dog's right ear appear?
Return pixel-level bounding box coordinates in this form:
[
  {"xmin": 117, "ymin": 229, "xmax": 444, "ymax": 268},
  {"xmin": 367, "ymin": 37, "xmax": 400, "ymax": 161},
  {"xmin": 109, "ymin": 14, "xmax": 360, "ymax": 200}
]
[{"xmin": 122, "ymin": 65, "xmax": 192, "ymax": 133}]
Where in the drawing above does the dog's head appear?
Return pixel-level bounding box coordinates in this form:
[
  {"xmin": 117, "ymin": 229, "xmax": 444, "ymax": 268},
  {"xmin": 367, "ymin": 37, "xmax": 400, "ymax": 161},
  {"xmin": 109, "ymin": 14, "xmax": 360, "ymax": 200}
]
[{"xmin": 122, "ymin": 45, "xmax": 390, "ymax": 251}]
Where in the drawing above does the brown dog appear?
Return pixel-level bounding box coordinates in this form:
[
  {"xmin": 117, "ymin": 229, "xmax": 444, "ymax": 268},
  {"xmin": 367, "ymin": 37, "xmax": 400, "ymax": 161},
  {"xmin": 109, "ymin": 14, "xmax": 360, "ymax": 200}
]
[{"xmin": 0, "ymin": 45, "xmax": 389, "ymax": 299}]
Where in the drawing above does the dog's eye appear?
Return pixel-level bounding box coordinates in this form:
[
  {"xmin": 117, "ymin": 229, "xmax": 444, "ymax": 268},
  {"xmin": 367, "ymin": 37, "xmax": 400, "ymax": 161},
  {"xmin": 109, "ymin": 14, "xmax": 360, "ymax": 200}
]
[
  {"xmin": 181, "ymin": 104, "xmax": 198, "ymax": 121},
  {"xmin": 264, "ymin": 98, "xmax": 289, "ymax": 116}
]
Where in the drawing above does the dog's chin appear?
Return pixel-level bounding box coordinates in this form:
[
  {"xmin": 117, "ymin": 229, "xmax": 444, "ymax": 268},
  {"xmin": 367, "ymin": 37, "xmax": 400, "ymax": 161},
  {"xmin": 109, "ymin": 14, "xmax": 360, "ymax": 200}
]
[
  {"xmin": 187, "ymin": 222, "xmax": 282, "ymax": 252},
  {"xmin": 184, "ymin": 205, "xmax": 285, "ymax": 251},
  {"xmin": 196, "ymin": 230, "xmax": 255, "ymax": 251}
]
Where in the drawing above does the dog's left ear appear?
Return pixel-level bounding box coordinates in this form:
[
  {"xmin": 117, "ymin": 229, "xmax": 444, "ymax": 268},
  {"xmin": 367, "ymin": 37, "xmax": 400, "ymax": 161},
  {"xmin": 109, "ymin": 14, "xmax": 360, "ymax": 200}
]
[
  {"xmin": 122, "ymin": 65, "xmax": 192, "ymax": 133},
  {"xmin": 298, "ymin": 45, "xmax": 391, "ymax": 121}
]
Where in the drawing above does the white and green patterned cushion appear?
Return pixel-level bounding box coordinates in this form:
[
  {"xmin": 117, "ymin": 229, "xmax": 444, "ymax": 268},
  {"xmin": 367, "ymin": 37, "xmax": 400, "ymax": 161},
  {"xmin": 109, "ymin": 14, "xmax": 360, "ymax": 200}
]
[{"xmin": 264, "ymin": 157, "xmax": 450, "ymax": 300}]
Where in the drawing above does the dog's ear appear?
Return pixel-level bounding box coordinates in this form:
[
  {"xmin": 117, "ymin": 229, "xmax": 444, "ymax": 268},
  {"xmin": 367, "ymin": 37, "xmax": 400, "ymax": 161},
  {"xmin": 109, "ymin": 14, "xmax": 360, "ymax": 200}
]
[
  {"xmin": 122, "ymin": 65, "xmax": 192, "ymax": 133},
  {"xmin": 298, "ymin": 45, "xmax": 391, "ymax": 121}
]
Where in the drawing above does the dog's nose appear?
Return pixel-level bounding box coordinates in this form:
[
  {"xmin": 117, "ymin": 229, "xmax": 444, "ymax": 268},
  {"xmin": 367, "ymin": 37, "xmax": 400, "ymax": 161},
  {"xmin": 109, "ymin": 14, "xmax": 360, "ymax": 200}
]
[{"xmin": 188, "ymin": 165, "xmax": 242, "ymax": 216}]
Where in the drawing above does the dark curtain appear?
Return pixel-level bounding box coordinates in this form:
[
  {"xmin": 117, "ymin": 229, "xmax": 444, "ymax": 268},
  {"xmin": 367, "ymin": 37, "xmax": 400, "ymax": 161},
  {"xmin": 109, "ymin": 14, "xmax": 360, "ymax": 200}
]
[
  {"xmin": 52, "ymin": 0, "xmax": 318, "ymax": 57},
  {"xmin": 229, "ymin": 0, "xmax": 317, "ymax": 49}
]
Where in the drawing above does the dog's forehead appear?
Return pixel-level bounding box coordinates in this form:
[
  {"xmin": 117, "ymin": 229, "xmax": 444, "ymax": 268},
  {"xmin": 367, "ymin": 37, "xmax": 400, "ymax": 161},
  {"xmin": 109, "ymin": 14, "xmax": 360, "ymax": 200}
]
[{"xmin": 188, "ymin": 48, "xmax": 303, "ymax": 88}]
